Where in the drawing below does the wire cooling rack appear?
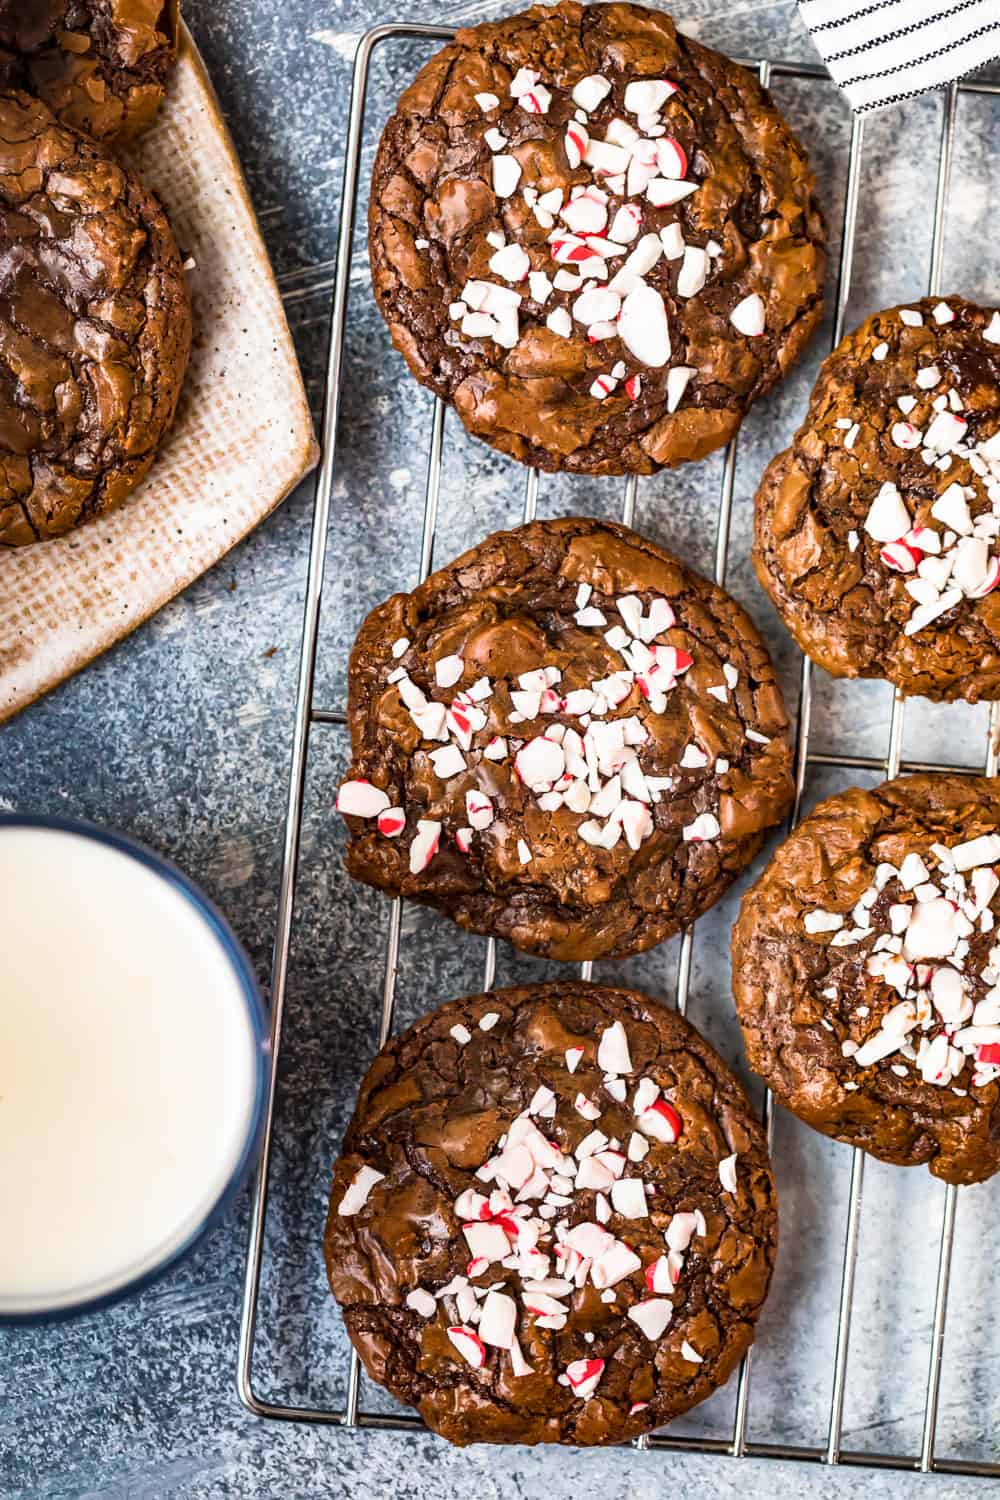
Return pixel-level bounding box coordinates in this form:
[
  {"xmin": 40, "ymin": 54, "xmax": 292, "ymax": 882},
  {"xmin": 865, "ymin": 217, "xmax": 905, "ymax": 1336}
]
[{"xmin": 237, "ymin": 24, "xmax": 1000, "ymax": 1477}]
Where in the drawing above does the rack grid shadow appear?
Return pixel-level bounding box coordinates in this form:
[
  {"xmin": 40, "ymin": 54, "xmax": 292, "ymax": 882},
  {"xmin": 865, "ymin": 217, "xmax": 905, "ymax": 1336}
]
[{"xmin": 237, "ymin": 23, "xmax": 1000, "ymax": 1477}]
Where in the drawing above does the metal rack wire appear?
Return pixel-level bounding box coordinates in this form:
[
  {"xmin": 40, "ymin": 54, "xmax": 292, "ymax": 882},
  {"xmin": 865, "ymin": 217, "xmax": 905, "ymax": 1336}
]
[{"xmin": 237, "ymin": 24, "xmax": 1000, "ymax": 1476}]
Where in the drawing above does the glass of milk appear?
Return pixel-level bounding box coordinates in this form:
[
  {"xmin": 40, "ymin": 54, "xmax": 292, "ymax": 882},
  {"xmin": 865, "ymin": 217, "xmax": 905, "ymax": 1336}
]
[{"xmin": 0, "ymin": 815, "xmax": 268, "ymax": 1320}]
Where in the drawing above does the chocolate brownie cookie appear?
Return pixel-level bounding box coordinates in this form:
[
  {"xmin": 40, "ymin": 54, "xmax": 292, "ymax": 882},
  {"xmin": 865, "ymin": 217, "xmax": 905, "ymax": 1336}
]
[
  {"xmin": 336, "ymin": 517, "xmax": 794, "ymax": 961},
  {"xmin": 324, "ymin": 980, "xmax": 778, "ymax": 1446},
  {"xmin": 0, "ymin": 89, "xmax": 191, "ymax": 547},
  {"xmin": 0, "ymin": 0, "xmax": 179, "ymax": 144},
  {"xmin": 369, "ymin": 1, "xmax": 825, "ymax": 475},
  {"xmin": 732, "ymin": 774, "xmax": 1000, "ymax": 1185},
  {"xmin": 753, "ymin": 296, "xmax": 1000, "ymax": 702}
]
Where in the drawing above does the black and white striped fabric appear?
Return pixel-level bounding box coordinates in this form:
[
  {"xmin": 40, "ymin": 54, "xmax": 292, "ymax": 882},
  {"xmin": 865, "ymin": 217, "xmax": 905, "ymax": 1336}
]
[{"xmin": 798, "ymin": 0, "xmax": 1000, "ymax": 113}]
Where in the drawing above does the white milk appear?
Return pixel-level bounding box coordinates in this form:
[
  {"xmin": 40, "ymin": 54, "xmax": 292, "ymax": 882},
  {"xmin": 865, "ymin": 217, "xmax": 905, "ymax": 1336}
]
[{"xmin": 0, "ymin": 824, "xmax": 261, "ymax": 1315}]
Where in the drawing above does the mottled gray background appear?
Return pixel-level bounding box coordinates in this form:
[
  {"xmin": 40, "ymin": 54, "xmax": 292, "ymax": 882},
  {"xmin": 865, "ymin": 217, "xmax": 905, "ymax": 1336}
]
[{"xmin": 2, "ymin": 0, "xmax": 999, "ymax": 1495}]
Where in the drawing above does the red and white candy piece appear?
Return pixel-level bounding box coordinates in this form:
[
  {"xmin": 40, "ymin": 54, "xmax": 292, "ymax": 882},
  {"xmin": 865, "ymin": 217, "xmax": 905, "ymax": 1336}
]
[
  {"xmin": 655, "ymin": 136, "xmax": 687, "ymax": 178},
  {"xmin": 639, "ymin": 1098, "xmax": 682, "ymax": 1142},
  {"xmin": 891, "ymin": 421, "xmax": 921, "ymax": 450},
  {"xmin": 864, "ymin": 481, "xmax": 910, "ymax": 542},
  {"xmin": 565, "ymin": 1357, "xmax": 605, "ymax": 1399},
  {"xmin": 729, "ymin": 293, "xmax": 766, "ymax": 336},
  {"xmin": 644, "ymin": 1255, "xmax": 673, "ymax": 1294},
  {"xmin": 509, "ymin": 66, "xmax": 540, "ymax": 97},
  {"xmin": 610, "ymin": 202, "xmax": 643, "ymax": 243},
  {"xmin": 337, "ymin": 780, "xmax": 390, "ymax": 818},
  {"xmin": 880, "ymin": 540, "xmax": 922, "ymax": 573},
  {"xmin": 465, "ymin": 789, "xmax": 494, "ymax": 829},
  {"xmin": 966, "ymin": 555, "xmax": 1000, "ymax": 598},
  {"xmin": 377, "ymin": 806, "xmax": 405, "ymax": 837},
  {"xmin": 447, "ymin": 1326, "xmax": 486, "ymax": 1367},
  {"xmin": 560, "ymin": 189, "xmax": 608, "ymax": 235},
  {"xmin": 408, "ymin": 818, "xmax": 441, "ymax": 874},
  {"xmin": 683, "ymin": 812, "xmax": 721, "ymax": 842},
  {"xmin": 519, "ymin": 83, "xmax": 552, "ymax": 114}
]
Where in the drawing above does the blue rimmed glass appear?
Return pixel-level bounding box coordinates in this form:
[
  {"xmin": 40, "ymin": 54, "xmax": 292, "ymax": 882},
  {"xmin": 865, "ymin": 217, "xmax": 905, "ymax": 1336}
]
[{"xmin": 0, "ymin": 813, "xmax": 269, "ymax": 1324}]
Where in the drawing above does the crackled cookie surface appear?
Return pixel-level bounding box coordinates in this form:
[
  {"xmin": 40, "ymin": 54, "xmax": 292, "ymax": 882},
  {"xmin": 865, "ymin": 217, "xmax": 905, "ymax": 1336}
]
[
  {"xmin": 0, "ymin": 89, "xmax": 191, "ymax": 547},
  {"xmin": 368, "ymin": 0, "xmax": 825, "ymax": 475},
  {"xmin": 733, "ymin": 774, "xmax": 1000, "ymax": 1185},
  {"xmin": 336, "ymin": 517, "xmax": 793, "ymax": 961},
  {"xmin": 753, "ymin": 296, "xmax": 1000, "ymax": 702},
  {"xmin": 324, "ymin": 981, "xmax": 778, "ymax": 1446},
  {"xmin": 0, "ymin": 0, "xmax": 179, "ymax": 144}
]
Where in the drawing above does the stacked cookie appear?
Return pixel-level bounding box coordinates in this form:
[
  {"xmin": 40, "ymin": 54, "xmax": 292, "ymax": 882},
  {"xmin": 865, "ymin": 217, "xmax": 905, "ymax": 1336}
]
[
  {"xmin": 0, "ymin": 1, "xmax": 190, "ymax": 547},
  {"xmin": 327, "ymin": 0, "xmax": 1000, "ymax": 1449}
]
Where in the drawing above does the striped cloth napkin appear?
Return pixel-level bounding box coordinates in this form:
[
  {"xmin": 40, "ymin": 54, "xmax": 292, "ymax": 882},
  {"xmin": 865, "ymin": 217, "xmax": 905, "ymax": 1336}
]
[{"xmin": 798, "ymin": 0, "xmax": 1000, "ymax": 112}]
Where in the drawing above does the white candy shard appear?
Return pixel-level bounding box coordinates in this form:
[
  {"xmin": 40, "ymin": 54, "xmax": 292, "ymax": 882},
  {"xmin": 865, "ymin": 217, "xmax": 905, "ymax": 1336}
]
[
  {"xmin": 718, "ymin": 1153, "xmax": 738, "ymax": 1193},
  {"xmin": 337, "ymin": 780, "xmax": 391, "ymax": 818},
  {"xmin": 492, "ymin": 154, "xmax": 522, "ymax": 197},
  {"xmin": 597, "ymin": 1020, "xmax": 633, "ymax": 1075},
  {"xmin": 864, "ymin": 482, "xmax": 910, "ymax": 542},
  {"xmin": 338, "ymin": 1164, "xmax": 385, "ymax": 1216},
  {"xmin": 409, "ymin": 818, "xmax": 441, "ymax": 873},
  {"xmin": 572, "ymin": 75, "xmax": 612, "ymax": 111},
  {"xmin": 624, "ymin": 79, "xmax": 675, "ymax": 114},
  {"xmin": 447, "ymin": 1326, "xmax": 486, "ymax": 1367},
  {"xmin": 628, "ymin": 1298, "xmax": 672, "ymax": 1340},
  {"xmin": 729, "ymin": 293, "xmax": 765, "ymax": 336},
  {"xmin": 478, "ymin": 1290, "xmax": 517, "ymax": 1348}
]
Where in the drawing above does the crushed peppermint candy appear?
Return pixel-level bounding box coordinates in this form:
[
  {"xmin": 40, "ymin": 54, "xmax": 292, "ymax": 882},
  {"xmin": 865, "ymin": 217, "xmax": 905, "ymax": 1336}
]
[
  {"xmin": 410, "ymin": 58, "xmax": 782, "ymax": 418},
  {"xmin": 847, "ymin": 304, "xmax": 1000, "ymax": 632},
  {"xmin": 802, "ymin": 834, "xmax": 1000, "ymax": 1091},
  {"xmin": 390, "ymin": 1012, "xmax": 723, "ymax": 1394},
  {"xmin": 337, "ymin": 575, "xmax": 775, "ymax": 872}
]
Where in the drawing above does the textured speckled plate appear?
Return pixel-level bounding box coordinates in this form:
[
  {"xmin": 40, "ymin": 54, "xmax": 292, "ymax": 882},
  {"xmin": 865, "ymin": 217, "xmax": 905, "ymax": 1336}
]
[{"xmin": 0, "ymin": 23, "xmax": 318, "ymax": 724}]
